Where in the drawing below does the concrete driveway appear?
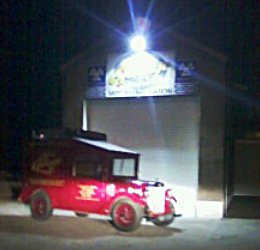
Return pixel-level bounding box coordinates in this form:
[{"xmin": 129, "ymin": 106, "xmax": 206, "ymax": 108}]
[
  {"xmin": 0, "ymin": 181, "xmax": 259, "ymax": 249},
  {"xmin": 0, "ymin": 204, "xmax": 259, "ymax": 250}
]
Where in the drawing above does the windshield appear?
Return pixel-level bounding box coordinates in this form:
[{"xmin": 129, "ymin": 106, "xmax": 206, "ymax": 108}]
[{"xmin": 112, "ymin": 158, "xmax": 136, "ymax": 177}]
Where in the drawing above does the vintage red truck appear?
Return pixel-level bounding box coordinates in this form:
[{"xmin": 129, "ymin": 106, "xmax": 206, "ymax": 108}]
[{"xmin": 19, "ymin": 130, "xmax": 177, "ymax": 232}]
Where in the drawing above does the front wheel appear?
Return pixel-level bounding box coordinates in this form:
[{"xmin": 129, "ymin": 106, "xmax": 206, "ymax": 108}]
[
  {"xmin": 153, "ymin": 203, "xmax": 175, "ymax": 226},
  {"xmin": 30, "ymin": 191, "xmax": 52, "ymax": 221},
  {"xmin": 111, "ymin": 199, "xmax": 143, "ymax": 232},
  {"xmin": 152, "ymin": 214, "xmax": 174, "ymax": 226}
]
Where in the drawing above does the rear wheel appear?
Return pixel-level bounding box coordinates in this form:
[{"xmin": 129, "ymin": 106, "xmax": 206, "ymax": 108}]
[
  {"xmin": 111, "ymin": 199, "xmax": 143, "ymax": 232},
  {"xmin": 30, "ymin": 191, "xmax": 52, "ymax": 221}
]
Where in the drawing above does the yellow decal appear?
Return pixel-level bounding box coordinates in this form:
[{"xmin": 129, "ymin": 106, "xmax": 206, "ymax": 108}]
[
  {"xmin": 76, "ymin": 185, "xmax": 98, "ymax": 201},
  {"xmin": 32, "ymin": 153, "xmax": 61, "ymax": 175},
  {"xmin": 29, "ymin": 178, "xmax": 64, "ymax": 187}
]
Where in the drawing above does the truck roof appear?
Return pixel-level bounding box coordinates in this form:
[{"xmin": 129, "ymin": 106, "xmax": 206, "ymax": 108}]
[{"xmin": 74, "ymin": 137, "xmax": 138, "ymax": 155}]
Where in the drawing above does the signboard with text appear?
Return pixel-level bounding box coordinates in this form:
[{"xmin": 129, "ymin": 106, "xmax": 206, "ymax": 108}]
[{"xmin": 86, "ymin": 52, "xmax": 198, "ymax": 99}]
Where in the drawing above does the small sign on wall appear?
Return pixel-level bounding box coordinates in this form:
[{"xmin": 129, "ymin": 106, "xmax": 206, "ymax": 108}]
[
  {"xmin": 87, "ymin": 66, "xmax": 106, "ymax": 98},
  {"xmin": 175, "ymin": 61, "xmax": 198, "ymax": 95}
]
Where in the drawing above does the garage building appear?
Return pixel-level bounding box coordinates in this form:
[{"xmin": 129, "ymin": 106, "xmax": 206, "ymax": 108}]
[{"xmin": 61, "ymin": 32, "xmax": 227, "ymax": 218}]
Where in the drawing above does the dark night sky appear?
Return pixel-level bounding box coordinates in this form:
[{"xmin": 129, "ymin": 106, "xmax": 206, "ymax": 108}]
[{"xmin": 0, "ymin": 0, "xmax": 259, "ymax": 176}]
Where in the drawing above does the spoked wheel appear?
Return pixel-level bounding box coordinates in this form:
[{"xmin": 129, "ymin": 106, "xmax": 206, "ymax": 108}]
[
  {"xmin": 152, "ymin": 214, "xmax": 174, "ymax": 226},
  {"xmin": 111, "ymin": 199, "xmax": 143, "ymax": 232},
  {"xmin": 30, "ymin": 191, "xmax": 52, "ymax": 221},
  {"xmin": 152, "ymin": 203, "xmax": 175, "ymax": 226}
]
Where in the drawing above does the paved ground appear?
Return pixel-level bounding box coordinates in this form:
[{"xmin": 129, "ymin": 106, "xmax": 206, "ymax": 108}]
[
  {"xmin": 0, "ymin": 181, "xmax": 260, "ymax": 249},
  {"xmin": 0, "ymin": 202, "xmax": 260, "ymax": 250},
  {"xmin": 0, "ymin": 215, "xmax": 260, "ymax": 250}
]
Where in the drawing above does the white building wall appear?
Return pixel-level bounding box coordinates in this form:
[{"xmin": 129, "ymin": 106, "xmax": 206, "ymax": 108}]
[{"xmin": 88, "ymin": 97, "xmax": 200, "ymax": 216}]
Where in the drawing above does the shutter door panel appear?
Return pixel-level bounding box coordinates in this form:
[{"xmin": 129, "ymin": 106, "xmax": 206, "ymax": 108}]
[{"xmin": 88, "ymin": 97, "xmax": 200, "ymax": 216}]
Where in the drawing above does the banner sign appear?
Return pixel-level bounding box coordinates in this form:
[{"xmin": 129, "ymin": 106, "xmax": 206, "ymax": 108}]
[{"xmin": 86, "ymin": 53, "xmax": 198, "ymax": 99}]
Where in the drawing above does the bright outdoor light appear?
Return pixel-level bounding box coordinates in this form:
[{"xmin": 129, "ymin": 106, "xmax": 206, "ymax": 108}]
[{"xmin": 130, "ymin": 34, "xmax": 147, "ymax": 52}]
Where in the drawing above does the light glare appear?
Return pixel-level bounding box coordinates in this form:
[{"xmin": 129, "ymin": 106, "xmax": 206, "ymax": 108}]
[{"xmin": 130, "ymin": 35, "xmax": 147, "ymax": 52}]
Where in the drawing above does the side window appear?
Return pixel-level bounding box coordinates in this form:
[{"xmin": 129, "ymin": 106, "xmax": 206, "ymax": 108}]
[
  {"xmin": 73, "ymin": 157, "xmax": 102, "ymax": 179},
  {"xmin": 113, "ymin": 158, "xmax": 135, "ymax": 177}
]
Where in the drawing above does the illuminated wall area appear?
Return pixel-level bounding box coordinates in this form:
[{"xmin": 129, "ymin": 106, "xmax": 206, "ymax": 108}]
[
  {"xmin": 89, "ymin": 97, "xmax": 199, "ymax": 216},
  {"xmin": 61, "ymin": 33, "xmax": 226, "ymax": 218}
]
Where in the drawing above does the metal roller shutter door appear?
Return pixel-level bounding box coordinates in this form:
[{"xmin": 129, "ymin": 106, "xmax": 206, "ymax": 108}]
[{"xmin": 88, "ymin": 96, "xmax": 200, "ymax": 216}]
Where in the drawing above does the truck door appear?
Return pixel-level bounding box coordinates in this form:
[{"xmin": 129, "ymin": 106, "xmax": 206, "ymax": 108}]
[{"xmin": 69, "ymin": 159, "xmax": 105, "ymax": 213}]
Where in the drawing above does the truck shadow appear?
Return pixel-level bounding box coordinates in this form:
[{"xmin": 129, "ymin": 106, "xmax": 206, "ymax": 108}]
[{"xmin": 0, "ymin": 216, "xmax": 182, "ymax": 239}]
